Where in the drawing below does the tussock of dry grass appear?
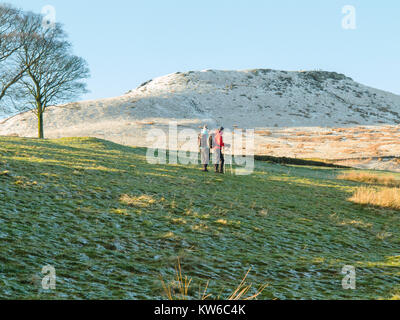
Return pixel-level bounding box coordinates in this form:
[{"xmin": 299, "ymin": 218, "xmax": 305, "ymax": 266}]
[
  {"xmin": 255, "ymin": 130, "xmax": 272, "ymax": 136},
  {"xmin": 295, "ymin": 131, "xmax": 313, "ymax": 136},
  {"xmin": 340, "ymin": 148, "xmax": 358, "ymax": 155},
  {"xmin": 119, "ymin": 194, "xmax": 156, "ymax": 208},
  {"xmin": 288, "ymin": 136, "xmax": 342, "ymax": 143},
  {"xmin": 161, "ymin": 259, "xmax": 267, "ymax": 300},
  {"xmin": 349, "ymin": 186, "xmax": 400, "ymax": 210},
  {"xmin": 338, "ymin": 172, "xmax": 400, "ymax": 187},
  {"xmin": 262, "ymin": 144, "xmax": 279, "ymax": 149}
]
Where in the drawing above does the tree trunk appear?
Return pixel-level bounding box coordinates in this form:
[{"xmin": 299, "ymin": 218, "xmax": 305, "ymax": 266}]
[
  {"xmin": 37, "ymin": 100, "xmax": 44, "ymax": 139},
  {"xmin": 38, "ymin": 111, "xmax": 44, "ymax": 139}
]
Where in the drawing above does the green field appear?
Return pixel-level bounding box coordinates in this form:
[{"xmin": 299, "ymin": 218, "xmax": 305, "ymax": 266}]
[{"xmin": 0, "ymin": 136, "xmax": 399, "ymax": 299}]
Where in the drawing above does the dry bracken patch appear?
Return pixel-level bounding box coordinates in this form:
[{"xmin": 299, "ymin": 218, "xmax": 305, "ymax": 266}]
[
  {"xmin": 349, "ymin": 186, "xmax": 400, "ymax": 210},
  {"xmin": 338, "ymin": 171, "xmax": 400, "ymax": 187}
]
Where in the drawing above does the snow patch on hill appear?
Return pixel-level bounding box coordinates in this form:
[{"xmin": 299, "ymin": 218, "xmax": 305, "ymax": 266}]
[{"xmin": 1, "ymin": 69, "xmax": 400, "ymax": 164}]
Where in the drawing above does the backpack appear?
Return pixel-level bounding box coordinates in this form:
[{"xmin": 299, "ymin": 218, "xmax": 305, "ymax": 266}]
[{"xmin": 208, "ymin": 134, "xmax": 214, "ymax": 149}]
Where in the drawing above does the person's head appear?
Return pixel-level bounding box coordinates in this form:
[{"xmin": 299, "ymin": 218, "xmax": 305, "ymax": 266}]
[
  {"xmin": 219, "ymin": 127, "xmax": 224, "ymax": 133},
  {"xmin": 202, "ymin": 125, "xmax": 208, "ymax": 134}
]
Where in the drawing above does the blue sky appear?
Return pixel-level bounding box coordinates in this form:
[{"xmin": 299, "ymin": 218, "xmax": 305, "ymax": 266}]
[{"xmin": 8, "ymin": 0, "xmax": 400, "ymax": 101}]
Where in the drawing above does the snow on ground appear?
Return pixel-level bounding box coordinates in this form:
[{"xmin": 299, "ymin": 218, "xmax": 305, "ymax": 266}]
[{"xmin": 1, "ymin": 69, "xmax": 400, "ymax": 170}]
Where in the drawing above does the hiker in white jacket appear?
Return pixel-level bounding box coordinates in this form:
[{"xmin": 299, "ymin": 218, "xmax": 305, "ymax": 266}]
[{"xmin": 198, "ymin": 125, "xmax": 210, "ymax": 172}]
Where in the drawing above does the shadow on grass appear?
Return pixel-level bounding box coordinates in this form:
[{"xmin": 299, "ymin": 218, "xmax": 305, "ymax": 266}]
[{"xmin": 1, "ymin": 136, "xmax": 400, "ymax": 299}]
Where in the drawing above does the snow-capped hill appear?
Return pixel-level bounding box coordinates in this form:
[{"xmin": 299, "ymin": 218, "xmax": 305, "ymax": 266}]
[
  {"xmin": 1, "ymin": 69, "xmax": 400, "ymax": 140},
  {"xmin": 121, "ymin": 69, "xmax": 400, "ymax": 127}
]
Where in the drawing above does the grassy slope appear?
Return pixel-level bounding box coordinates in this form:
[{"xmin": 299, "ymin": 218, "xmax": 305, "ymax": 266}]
[{"xmin": 0, "ymin": 136, "xmax": 399, "ymax": 300}]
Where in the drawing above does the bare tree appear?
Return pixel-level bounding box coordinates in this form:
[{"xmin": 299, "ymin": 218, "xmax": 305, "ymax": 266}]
[
  {"xmin": 0, "ymin": 6, "xmax": 70, "ymax": 112},
  {"xmin": 0, "ymin": 4, "xmax": 24, "ymax": 104},
  {"xmin": 13, "ymin": 12, "xmax": 89, "ymax": 138},
  {"xmin": 0, "ymin": 5, "xmax": 40, "ymax": 105},
  {"xmin": 0, "ymin": 4, "xmax": 20, "ymax": 60}
]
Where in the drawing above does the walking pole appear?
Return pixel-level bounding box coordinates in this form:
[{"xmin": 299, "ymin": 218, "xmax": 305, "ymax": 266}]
[
  {"xmin": 230, "ymin": 149, "xmax": 233, "ymax": 175},
  {"xmin": 224, "ymin": 148, "xmax": 227, "ymax": 174},
  {"xmin": 221, "ymin": 147, "xmax": 226, "ymax": 173},
  {"xmin": 230, "ymin": 137, "xmax": 234, "ymax": 175}
]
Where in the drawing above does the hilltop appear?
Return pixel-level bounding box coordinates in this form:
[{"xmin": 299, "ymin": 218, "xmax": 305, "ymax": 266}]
[
  {"xmin": 2, "ymin": 69, "xmax": 400, "ymax": 134},
  {"xmin": 1, "ymin": 69, "xmax": 400, "ymax": 171}
]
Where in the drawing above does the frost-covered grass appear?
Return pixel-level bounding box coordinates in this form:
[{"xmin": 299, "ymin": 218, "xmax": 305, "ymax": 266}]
[{"xmin": 0, "ymin": 136, "xmax": 400, "ymax": 299}]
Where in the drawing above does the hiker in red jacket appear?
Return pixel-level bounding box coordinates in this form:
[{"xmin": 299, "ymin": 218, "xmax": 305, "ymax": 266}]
[{"xmin": 213, "ymin": 127, "xmax": 227, "ymax": 173}]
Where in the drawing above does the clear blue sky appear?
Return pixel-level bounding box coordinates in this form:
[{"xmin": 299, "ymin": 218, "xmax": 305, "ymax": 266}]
[{"xmin": 8, "ymin": 0, "xmax": 400, "ymax": 101}]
